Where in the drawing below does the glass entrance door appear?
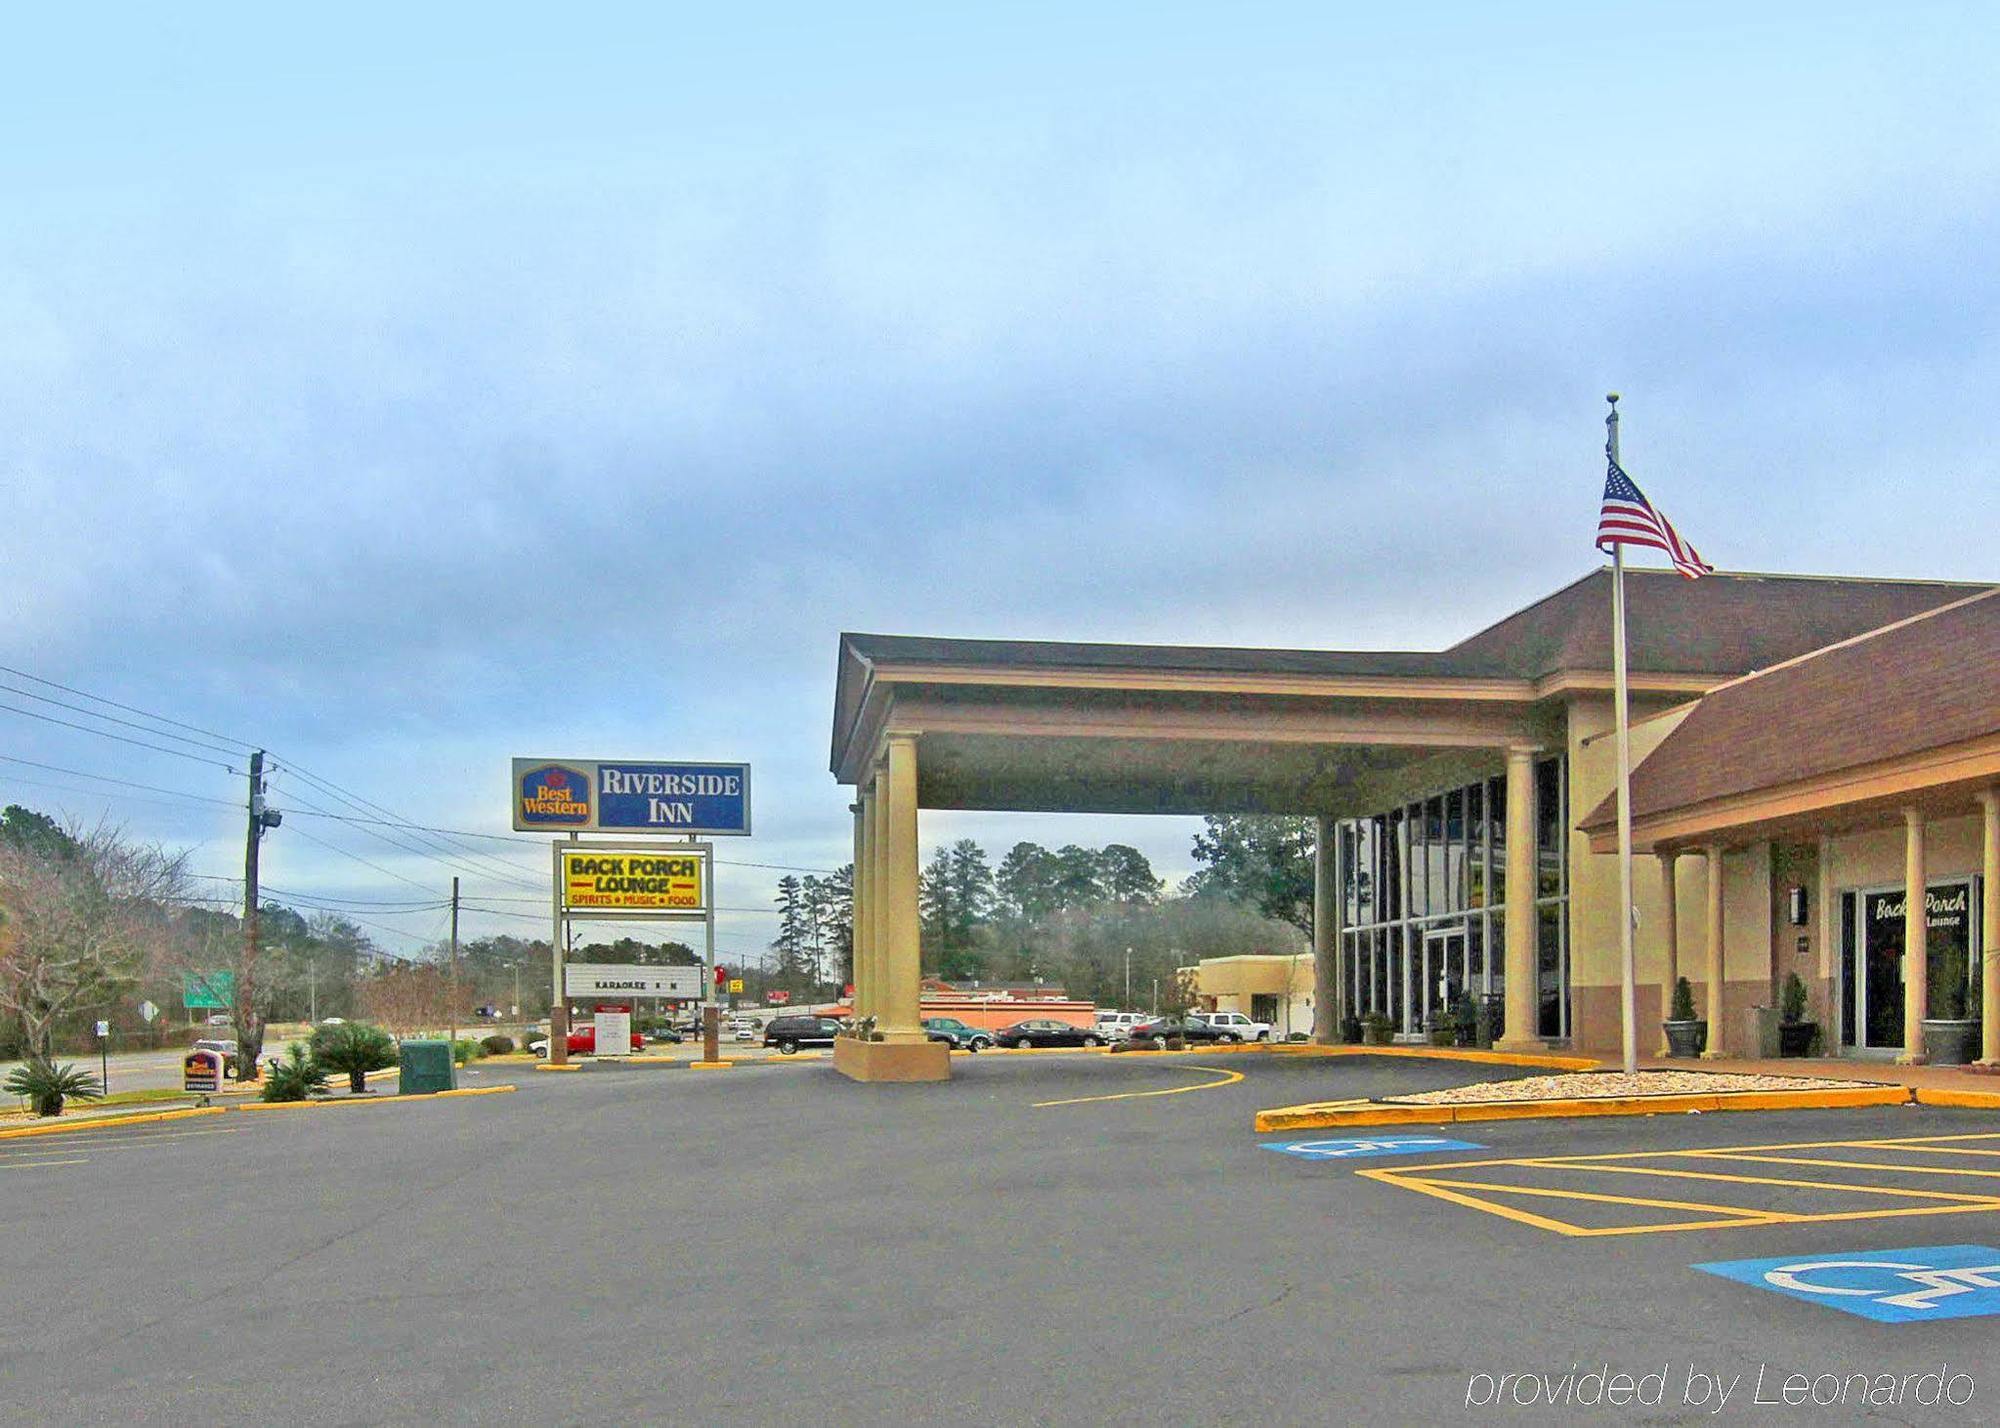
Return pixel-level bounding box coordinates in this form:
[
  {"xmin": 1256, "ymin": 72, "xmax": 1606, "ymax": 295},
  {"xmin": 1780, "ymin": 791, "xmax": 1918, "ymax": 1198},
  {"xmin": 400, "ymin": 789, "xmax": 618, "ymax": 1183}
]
[
  {"xmin": 1848, "ymin": 881, "xmax": 1976, "ymax": 1053},
  {"xmin": 1423, "ymin": 928, "xmax": 1467, "ymax": 1029}
]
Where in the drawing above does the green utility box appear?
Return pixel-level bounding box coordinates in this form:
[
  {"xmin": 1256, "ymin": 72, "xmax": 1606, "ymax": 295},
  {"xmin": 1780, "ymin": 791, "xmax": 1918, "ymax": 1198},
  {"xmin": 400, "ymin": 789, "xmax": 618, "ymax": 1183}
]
[{"xmin": 399, "ymin": 1039, "xmax": 457, "ymax": 1095}]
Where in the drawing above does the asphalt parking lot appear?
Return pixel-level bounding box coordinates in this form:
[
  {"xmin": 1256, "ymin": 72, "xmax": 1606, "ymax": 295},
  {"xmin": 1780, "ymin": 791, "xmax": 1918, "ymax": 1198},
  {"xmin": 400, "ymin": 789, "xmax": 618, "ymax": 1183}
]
[{"xmin": 4, "ymin": 1051, "xmax": 1998, "ymax": 1425}]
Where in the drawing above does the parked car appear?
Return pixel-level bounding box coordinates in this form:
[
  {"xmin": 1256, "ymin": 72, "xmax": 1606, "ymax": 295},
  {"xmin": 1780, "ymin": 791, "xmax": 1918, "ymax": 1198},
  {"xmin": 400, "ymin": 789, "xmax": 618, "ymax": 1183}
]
[
  {"xmin": 922, "ymin": 1017, "xmax": 992, "ymax": 1051},
  {"xmin": 992, "ymin": 1019, "xmax": 1103, "ymax": 1049},
  {"xmin": 529, "ymin": 1026, "xmax": 645, "ymax": 1056},
  {"xmin": 1128, "ymin": 1015, "xmax": 1232, "ymax": 1044},
  {"xmin": 1194, "ymin": 1010, "xmax": 1271, "ymax": 1042},
  {"xmin": 763, "ymin": 1015, "xmax": 844, "ymax": 1054},
  {"xmin": 647, "ymin": 1025, "xmax": 684, "ymax": 1044},
  {"xmin": 1094, "ymin": 1011, "xmax": 1149, "ymax": 1041},
  {"xmin": 189, "ymin": 1038, "xmax": 241, "ymax": 1076},
  {"xmin": 731, "ymin": 1017, "xmax": 761, "ymax": 1043}
]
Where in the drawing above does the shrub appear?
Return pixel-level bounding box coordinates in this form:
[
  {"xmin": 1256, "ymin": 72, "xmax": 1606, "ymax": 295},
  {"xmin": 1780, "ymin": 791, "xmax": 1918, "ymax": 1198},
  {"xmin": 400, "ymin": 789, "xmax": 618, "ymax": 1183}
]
[
  {"xmin": 479, "ymin": 1034, "xmax": 515, "ymax": 1056},
  {"xmin": 1670, "ymin": 976, "xmax": 1697, "ymax": 1022},
  {"xmin": 260, "ymin": 1044, "xmax": 328, "ymax": 1103},
  {"xmin": 1780, "ymin": 971, "xmax": 1809, "ymax": 1025},
  {"xmin": 309, "ymin": 1021, "xmax": 399, "ymax": 1093},
  {"xmin": 5, "ymin": 1059, "xmax": 104, "ymax": 1117},
  {"xmin": 451, "ymin": 1038, "xmax": 481, "ymax": 1066}
]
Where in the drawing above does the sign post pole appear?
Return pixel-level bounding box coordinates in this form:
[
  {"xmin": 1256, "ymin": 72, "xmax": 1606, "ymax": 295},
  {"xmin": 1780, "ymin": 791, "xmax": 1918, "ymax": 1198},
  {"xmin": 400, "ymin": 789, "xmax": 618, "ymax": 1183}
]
[
  {"xmin": 549, "ymin": 838, "xmax": 569, "ymax": 1066},
  {"xmin": 97, "ymin": 1020, "xmax": 109, "ymax": 1094}
]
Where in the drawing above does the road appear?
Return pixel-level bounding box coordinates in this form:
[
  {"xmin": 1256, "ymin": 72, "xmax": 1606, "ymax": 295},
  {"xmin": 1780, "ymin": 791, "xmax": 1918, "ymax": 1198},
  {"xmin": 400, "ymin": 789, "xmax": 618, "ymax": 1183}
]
[{"xmin": 3, "ymin": 1051, "xmax": 1997, "ymax": 1424}]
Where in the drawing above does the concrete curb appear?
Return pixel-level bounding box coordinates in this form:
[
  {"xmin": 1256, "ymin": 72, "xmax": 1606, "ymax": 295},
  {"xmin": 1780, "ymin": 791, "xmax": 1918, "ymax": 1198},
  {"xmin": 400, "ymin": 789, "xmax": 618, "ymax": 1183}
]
[
  {"xmin": 688, "ymin": 1061, "xmax": 736, "ymax": 1070},
  {"xmin": 1254, "ymin": 1084, "xmax": 1912, "ymax": 1133},
  {"xmin": 233, "ymin": 1085, "xmax": 517, "ymax": 1111},
  {"xmin": 1913, "ymin": 1087, "xmax": 2000, "ymax": 1109},
  {"xmin": 0, "ymin": 1105, "xmax": 231, "ymax": 1140}
]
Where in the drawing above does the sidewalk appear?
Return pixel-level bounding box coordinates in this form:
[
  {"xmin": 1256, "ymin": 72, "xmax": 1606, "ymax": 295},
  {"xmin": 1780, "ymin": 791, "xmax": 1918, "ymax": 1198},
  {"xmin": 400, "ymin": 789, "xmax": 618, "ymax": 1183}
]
[{"xmin": 1635, "ymin": 1054, "xmax": 1998, "ymax": 1092}]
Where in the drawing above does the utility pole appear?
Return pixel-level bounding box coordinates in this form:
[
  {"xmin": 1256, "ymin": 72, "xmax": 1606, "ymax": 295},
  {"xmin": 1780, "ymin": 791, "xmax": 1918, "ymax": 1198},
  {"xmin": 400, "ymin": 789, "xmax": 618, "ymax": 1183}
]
[
  {"xmin": 240, "ymin": 750, "xmax": 278, "ymax": 1080},
  {"xmin": 448, "ymin": 876, "xmax": 460, "ymax": 1050},
  {"xmin": 1125, "ymin": 946, "xmax": 1132, "ymax": 1009},
  {"xmin": 308, "ymin": 957, "xmax": 316, "ymax": 1025}
]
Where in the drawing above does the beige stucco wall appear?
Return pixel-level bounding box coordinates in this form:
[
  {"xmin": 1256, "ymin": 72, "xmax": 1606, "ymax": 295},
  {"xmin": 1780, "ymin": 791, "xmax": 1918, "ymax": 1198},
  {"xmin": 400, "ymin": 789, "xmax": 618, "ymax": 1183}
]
[{"xmin": 1195, "ymin": 953, "xmax": 1314, "ymax": 1036}]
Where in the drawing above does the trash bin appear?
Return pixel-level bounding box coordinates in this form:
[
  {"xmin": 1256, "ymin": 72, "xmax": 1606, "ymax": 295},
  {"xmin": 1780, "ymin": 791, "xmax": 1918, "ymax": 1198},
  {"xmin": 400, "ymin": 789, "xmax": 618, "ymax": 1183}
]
[
  {"xmin": 1747, "ymin": 1005, "xmax": 1780, "ymax": 1060},
  {"xmin": 399, "ymin": 1039, "xmax": 456, "ymax": 1095}
]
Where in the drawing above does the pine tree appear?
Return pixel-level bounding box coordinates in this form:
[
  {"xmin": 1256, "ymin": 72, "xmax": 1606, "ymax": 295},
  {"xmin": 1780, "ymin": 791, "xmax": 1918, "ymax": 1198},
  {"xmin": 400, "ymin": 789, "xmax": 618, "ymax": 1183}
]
[{"xmin": 771, "ymin": 875, "xmax": 810, "ymax": 991}]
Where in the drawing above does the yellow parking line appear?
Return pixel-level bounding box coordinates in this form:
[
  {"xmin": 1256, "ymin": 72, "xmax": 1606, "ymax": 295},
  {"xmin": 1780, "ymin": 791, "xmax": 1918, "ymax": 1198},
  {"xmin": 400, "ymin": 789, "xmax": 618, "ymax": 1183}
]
[
  {"xmin": 1534, "ymin": 1158, "xmax": 2000, "ymax": 1206},
  {"xmin": 0, "ymin": 1126, "xmax": 241, "ymax": 1150},
  {"xmin": 1355, "ymin": 1169, "xmax": 1598, "ymax": 1236},
  {"xmin": 1406, "ymin": 1174, "xmax": 1787, "ymax": 1223},
  {"xmin": 1033, "ymin": 1064, "xmax": 1244, "ymax": 1108},
  {"xmin": 1685, "ymin": 1151, "xmax": 2000, "ymax": 1180}
]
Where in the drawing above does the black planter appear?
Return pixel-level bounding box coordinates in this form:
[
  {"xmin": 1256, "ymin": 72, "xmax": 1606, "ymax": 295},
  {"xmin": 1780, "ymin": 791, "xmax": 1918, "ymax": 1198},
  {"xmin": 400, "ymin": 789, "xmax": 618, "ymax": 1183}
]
[
  {"xmin": 1778, "ymin": 1021, "xmax": 1817, "ymax": 1058},
  {"xmin": 1340, "ymin": 1017, "xmax": 1362, "ymax": 1045},
  {"xmin": 1663, "ymin": 1019, "xmax": 1707, "ymax": 1059},
  {"xmin": 1923, "ymin": 1019, "xmax": 1980, "ymax": 1067}
]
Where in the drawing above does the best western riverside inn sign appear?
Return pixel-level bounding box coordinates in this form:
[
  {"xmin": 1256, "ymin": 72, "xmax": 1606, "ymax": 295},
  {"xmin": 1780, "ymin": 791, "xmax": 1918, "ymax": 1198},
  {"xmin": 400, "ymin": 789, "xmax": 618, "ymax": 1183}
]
[
  {"xmin": 513, "ymin": 757, "xmax": 750, "ymax": 1065},
  {"xmin": 511, "ymin": 759, "xmax": 751, "ymax": 835}
]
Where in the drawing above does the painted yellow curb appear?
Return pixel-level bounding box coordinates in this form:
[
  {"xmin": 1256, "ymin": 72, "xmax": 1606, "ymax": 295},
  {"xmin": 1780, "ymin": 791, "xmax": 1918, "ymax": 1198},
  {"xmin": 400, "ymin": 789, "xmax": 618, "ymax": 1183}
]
[
  {"xmin": 688, "ymin": 1061, "xmax": 736, "ymax": 1070},
  {"xmin": 235, "ymin": 1084, "xmax": 518, "ymax": 1111},
  {"xmin": 0, "ymin": 1105, "xmax": 230, "ymax": 1140},
  {"xmin": 1913, "ymin": 1087, "xmax": 2000, "ymax": 1109},
  {"xmin": 532, "ymin": 1063, "xmax": 583, "ymax": 1072},
  {"xmin": 1253, "ymin": 1084, "xmax": 1910, "ymax": 1133}
]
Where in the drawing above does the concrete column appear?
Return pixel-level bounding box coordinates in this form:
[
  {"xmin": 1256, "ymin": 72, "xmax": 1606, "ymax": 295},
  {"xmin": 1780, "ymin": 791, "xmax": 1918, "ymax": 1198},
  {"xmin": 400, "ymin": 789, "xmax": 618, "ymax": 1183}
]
[
  {"xmin": 877, "ymin": 734, "xmax": 924, "ymax": 1040},
  {"xmin": 1703, "ymin": 843, "xmax": 1726, "ymax": 1058},
  {"xmin": 1495, "ymin": 747, "xmax": 1540, "ymax": 1051},
  {"xmin": 1657, "ymin": 851, "xmax": 1680, "ymax": 1053},
  {"xmin": 1901, "ymin": 807, "xmax": 1929, "ymax": 1063},
  {"xmin": 849, "ymin": 798, "xmax": 871, "ymax": 1023},
  {"xmin": 1313, "ymin": 815, "xmax": 1339, "ymax": 1043},
  {"xmin": 1980, "ymin": 790, "xmax": 2000, "ymax": 1065},
  {"xmin": 868, "ymin": 766, "xmax": 888, "ymax": 1028}
]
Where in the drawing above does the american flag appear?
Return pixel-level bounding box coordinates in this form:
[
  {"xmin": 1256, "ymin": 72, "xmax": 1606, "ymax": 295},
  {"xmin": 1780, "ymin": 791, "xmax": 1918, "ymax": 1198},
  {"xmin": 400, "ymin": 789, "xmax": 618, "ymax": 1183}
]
[{"xmin": 1596, "ymin": 458, "xmax": 1712, "ymax": 579}]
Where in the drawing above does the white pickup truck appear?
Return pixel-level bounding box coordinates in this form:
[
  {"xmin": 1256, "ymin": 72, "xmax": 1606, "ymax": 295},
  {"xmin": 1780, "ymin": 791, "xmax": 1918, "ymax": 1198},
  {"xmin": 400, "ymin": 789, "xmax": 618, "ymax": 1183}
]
[{"xmin": 1193, "ymin": 1010, "xmax": 1272, "ymax": 1042}]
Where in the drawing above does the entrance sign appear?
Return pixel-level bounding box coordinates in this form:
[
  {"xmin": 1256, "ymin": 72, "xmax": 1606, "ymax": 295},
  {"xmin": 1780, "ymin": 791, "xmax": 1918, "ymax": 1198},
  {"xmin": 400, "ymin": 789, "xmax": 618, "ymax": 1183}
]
[
  {"xmin": 1261, "ymin": 1135, "xmax": 1485, "ymax": 1161},
  {"xmin": 183, "ymin": 1049, "xmax": 224, "ymax": 1093},
  {"xmin": 560, "ymin": 847, "xmax": 707, "ymax": 914},
  {"xmin": 1697, "ymin": 1245, "xmax": 2000, "ymax": 1322},
  {"xmin": 565, "ymin": 963, "xmax": 704, "ymax": 1000},
  {"xmin": 512, "ymin": 759, "xmax": 751, "ymax": 835}
]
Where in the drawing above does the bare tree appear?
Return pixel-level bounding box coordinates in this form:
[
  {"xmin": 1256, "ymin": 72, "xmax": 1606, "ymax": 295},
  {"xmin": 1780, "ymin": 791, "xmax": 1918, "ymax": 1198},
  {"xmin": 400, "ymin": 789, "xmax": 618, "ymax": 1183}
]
[
  {"xmin": 360, "ymin": 959, "xmax": 455, "ymax": 1036},
  {"xmin": 0, "ymin": 818, "xmax": 189, "ymax": 1059}
]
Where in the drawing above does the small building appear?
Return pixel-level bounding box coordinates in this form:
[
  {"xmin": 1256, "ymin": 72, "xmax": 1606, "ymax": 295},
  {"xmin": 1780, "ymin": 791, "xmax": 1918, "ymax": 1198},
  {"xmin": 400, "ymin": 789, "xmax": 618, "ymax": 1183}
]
[{"xmin": 1187, "ymin": 953, "xmax": 1314, "ymax": 1037}]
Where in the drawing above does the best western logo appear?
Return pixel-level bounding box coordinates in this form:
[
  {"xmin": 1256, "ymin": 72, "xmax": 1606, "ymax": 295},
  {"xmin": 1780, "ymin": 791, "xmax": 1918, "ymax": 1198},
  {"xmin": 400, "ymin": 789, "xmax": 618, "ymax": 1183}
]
[{"xmin": 519, "ymin": 764, "xmax": 592, "ymax": 824}]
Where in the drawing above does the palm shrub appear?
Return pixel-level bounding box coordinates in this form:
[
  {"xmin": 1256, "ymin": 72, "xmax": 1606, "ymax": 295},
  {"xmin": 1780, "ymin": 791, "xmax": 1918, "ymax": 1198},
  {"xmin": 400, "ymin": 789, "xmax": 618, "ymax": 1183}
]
[
  {"xmin": 5, "ymin": 1058, "xmax": 104, "ymax": 1118},
  {"xmin": 260, "ymin": 1043, "xmax": 329, "ymax": 1103},
  {"xmin": 1670, "ymin": 976, "xmax": 1697, "ymax": 1022},
  {"xmin": 309, "ymin": 1021, "xmax": 398, "ymax": 1093}
]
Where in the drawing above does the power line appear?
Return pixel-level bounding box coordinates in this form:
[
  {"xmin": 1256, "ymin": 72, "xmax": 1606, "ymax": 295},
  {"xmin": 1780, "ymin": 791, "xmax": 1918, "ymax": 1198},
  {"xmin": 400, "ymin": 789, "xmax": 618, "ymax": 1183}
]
[
  {"xmin": 270, "ymin": 763, "xmax": 546, "ymax": 893},
  {"xmin": 0, "ymin": 700, "xmax": 239, "ymax": 769},
  {"xmin": 0, "ymin": 679, "xmax": 247, "ymax": 758},
  {"xmin": 0, "ymin": 754, "xmax": 240, "ymax": 807},
  {"xmin": 0, "ymin": 662, "xmax": 255, "ymax": 750}
]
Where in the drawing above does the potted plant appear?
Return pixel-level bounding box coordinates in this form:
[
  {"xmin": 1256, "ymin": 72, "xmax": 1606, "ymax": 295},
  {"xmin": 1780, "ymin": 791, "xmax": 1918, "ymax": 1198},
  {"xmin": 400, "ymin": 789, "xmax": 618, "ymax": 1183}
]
[
  {"xmin": 1339, "ymin": 1013, "xmax": 1362, "ymax": 1045},
  {"xmin": 1360, "ymin": 1011, "xmax": 1395, "ymax": 1047},
  {"xmin": 1663, "ymin": 976, "xmax": 1706, "ymax": 1059},
  {"xmin": 1923, "ymin": 977, "xmax": 1980, "ymax": 1067},
  {"xmin": 1451, "ymin": 993, "xmax": 1478, "ymax": 1048},
  {"xmin": 1425, "ymin": 1010, "xmax": 1455, "ymax": 1048},
  {"xmin": 1776, "ymin": 972, "xmax": 1818, "ymax": 1057},
  {"xmin": 4, "ymin": 1058, "xmax": 104, "ymax": 1118}
]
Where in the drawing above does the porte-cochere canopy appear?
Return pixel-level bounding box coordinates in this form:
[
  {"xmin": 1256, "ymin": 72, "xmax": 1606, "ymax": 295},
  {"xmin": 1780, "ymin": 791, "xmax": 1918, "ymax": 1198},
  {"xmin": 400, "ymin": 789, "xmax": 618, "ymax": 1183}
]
[{"xmin": 825, "ymin": 571, "xmax": 1982, "ymax": 1079}]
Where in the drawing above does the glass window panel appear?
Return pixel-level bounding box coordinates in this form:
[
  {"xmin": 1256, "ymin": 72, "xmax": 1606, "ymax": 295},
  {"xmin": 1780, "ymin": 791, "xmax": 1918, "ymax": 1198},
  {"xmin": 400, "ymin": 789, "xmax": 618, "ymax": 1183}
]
[{"xmin": 1537, "ymin": 904, "xmax": 1564, "ymax": 1038}]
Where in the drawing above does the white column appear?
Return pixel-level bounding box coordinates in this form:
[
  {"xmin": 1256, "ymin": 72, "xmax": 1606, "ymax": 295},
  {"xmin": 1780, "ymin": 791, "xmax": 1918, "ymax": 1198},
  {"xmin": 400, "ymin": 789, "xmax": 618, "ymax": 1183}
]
[
  {"xmin": 1901, "ymin": 807, "xmax": 1929, "ymax": 1063},
  {"xmin": 1495, "ymin": 747, "xmax": 1540, "ymax": 1051},
  {"xmin": 878, "ymin": 735, "xmax": 924, "ymax": 1040},
  {"xmin": 1703, "ymin": 843, "xmax": 1726, "ymax": 1058},
  {"xmin": 1313, "ymin": 815, "xmax": 1339, "ymax": 1044},
  {"xmin": 849, "ymin": 798, "xmax": 870, "ymax": 1024},
  {"xmin": 1980, "ymin": 790, "xmax": 1999, "ymax": 1066},
  {"xmin": 1657, "ymin": 851, "xmax": 1679, "ymax": 1053}
]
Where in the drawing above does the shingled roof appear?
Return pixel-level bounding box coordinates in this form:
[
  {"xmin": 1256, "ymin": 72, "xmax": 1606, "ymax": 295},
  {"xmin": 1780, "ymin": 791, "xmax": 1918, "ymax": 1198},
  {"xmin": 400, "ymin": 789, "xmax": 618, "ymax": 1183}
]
[{"xmin": 1582, "ymin": 585, "xmax": 2000, "ymax": 830}]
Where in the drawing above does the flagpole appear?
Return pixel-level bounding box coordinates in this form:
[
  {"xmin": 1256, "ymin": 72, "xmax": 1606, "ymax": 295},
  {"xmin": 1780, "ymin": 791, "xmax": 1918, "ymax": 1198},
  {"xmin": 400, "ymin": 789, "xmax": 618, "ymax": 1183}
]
[{"xmin": 1608, "ymin": 393, "xmax": 1638, "ymax": 1078}]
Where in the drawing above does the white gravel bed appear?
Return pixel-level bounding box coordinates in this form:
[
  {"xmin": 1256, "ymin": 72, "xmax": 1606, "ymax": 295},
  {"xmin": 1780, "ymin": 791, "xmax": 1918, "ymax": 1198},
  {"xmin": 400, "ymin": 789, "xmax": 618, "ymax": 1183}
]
[{"xmin": 1386, "ymin": 1070, "xmax": 1883, "ymax": 1105}]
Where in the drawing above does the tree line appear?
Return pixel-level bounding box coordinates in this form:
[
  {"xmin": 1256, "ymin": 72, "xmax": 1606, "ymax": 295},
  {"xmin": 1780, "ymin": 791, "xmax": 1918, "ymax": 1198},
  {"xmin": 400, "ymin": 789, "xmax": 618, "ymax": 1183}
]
[{"xmin": 764, "ymin": 824, "xmax": 1315, "ymax": 1013}]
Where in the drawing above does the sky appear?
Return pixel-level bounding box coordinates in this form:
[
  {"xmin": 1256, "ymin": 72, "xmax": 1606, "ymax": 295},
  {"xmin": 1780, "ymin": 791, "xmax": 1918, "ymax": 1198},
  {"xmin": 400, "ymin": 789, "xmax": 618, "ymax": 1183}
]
[{"xmin": 3, "ymin": 3, "xmax": 1998, "ymax": 962}]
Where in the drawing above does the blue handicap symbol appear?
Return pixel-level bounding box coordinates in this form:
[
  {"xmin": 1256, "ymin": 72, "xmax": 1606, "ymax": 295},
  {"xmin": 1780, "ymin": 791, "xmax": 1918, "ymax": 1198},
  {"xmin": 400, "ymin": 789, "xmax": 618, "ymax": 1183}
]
[
  {"xmin": 1260, "ymin": 1134, "xmax": 1484, "ymax": 1161},
  {"xmin": 1696, "ymin": 1245, "xmax": 2000, "ymax": 1323}
]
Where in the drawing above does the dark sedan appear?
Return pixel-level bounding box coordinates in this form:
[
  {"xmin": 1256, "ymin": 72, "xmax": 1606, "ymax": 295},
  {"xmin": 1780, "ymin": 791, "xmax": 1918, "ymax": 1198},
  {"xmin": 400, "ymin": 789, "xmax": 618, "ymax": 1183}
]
[
  {"xmin": 992, "ymin": 1018, "xmax": 1104, "ymax": 1049},
  {"xmin": 1128, "ymin": 1016, "xmax": 1232, "ymax": 1044}
]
